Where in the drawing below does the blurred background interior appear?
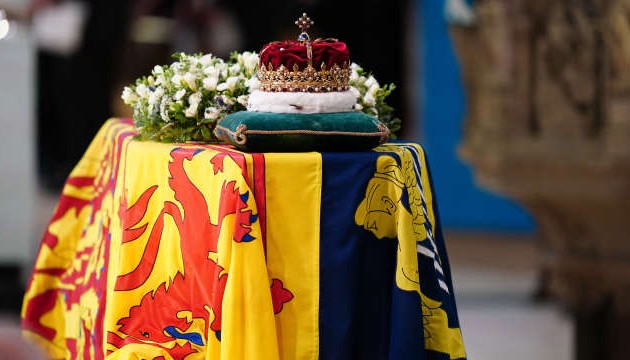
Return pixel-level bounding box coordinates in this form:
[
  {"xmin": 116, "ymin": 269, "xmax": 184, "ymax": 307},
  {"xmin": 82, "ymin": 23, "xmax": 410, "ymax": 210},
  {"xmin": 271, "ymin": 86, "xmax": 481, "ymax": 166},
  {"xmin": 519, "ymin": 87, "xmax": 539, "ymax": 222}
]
[{"xmin": 5, "ymin": 0, "xmax": 630, "ymax": 359}]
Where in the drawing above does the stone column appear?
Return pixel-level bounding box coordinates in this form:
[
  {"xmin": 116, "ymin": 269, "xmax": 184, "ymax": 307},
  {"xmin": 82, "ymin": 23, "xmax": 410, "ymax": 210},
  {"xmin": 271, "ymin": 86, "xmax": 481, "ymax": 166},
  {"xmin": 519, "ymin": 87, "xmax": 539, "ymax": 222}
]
[{"xmin": 449, "ymin": 1, "xmax": 630, "ymax": 359}]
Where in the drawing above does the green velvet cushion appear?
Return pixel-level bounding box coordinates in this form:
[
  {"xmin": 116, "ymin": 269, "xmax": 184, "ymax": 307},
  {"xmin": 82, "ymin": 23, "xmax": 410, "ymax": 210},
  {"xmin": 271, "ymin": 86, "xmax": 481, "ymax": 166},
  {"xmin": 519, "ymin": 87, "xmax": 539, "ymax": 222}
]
[{"xmin": 214, "ymin": 111, "xmax": 389, "ymax": 152}]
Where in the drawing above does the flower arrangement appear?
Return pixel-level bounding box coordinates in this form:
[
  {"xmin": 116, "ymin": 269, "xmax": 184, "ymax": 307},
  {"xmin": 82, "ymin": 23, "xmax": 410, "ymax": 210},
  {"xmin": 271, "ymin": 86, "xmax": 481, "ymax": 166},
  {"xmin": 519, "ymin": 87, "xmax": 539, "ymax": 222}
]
[
  {"xmin": 122, "ymin": 52, "xmax": 401, "ymax": 143},
  {"xmin": 349, "ymin": 63, "xmax": 401, "ymax": 136}
]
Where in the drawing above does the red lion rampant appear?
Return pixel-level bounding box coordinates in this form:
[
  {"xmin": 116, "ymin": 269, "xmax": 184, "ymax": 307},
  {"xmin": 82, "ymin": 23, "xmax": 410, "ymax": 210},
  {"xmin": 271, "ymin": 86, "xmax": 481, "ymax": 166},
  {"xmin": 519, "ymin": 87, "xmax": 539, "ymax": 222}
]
[{"xmin": 108, "ymin": 148, "xmax": 293, "ymax": 358}]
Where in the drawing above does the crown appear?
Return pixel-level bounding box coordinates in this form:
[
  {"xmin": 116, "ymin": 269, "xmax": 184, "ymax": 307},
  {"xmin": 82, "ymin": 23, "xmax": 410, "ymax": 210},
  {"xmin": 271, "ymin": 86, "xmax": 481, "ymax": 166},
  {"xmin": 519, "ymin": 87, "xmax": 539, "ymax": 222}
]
[{"xmin": 257, "ymin": 13, "xmax": 351, "ymax": 92}]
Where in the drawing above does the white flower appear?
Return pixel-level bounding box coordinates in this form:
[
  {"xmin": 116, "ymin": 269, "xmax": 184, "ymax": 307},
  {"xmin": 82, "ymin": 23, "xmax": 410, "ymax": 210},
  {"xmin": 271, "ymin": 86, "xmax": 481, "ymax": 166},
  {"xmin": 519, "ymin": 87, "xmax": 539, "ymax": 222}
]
[
  {"xmin": 172, "ymin": 74, "xmax": 183, "ymax": 86},
  {"xmin": 200, "ymin": 54, "xmax": 214, "ymax": 67},
  {"xmin": 188, "ymin": 57, "xmax": 200, "ymax": 72},
  {"xmin": 215, "ymin": 94, "xmax": 235, "ymax": 106},
  {"xmin": 215, "ymin": 62, "xmax": 228, "ymax": 78},
  {"xmin": 229, "ymin": 63, "xmax": 241, "ymax": 75},
  {"xmin": 217, "ymin": 76, "xmax": 240, "ymax": 92},
  {"xmin": 121, "ymin": 87, "xmax": 137, "ymax": 104},
  {"xmin": 203, "ymin": 65, "xmax": 220, "ymax": 77},
  {"xmin": 185, "ymin": 92, "xmax": 202, "ymax": 117},
  {"xmin": 171, "ymin": 61, "xmax": 184, "ymax": 73},
  {"xmin": 174, "ymin": 89, "xmax": 187, "ymax": 101},
  {"xmin": 364, "ymin": 75, "xmax": 379, "ymax": 89},
  {"xmin": 121, "ymin": 51, "xmax": 396, "ymax": 142},
  {"xmin": 240, "ymin": 51, "xmax": 259, "ymax": 75},
  {"xmin": 349, "ymin": 86, "xmax": 361, "ymax": 100},
  {"xmin": 189, "ymin": 92, "xmax": 202, "ymax": 105},
  {"xmin": 203, "ymin": 76, "xmax": 219, "ymax": 91},
  {"xmin": 363, "ymin": 92, "xmax": 376, "ymax": 107},
  {"xmin": 148, "ymin": 86, "xmax": 164, "ymax": 110},
  {"xmin": 184, "ymin": 72, "xmax": 198, "ymax": 91},
  {"xmin": 368, "ymin": 84, "xmax": 379, "ymax": 97},
  {"xmin": 136, "ymin": 84, "xmax": 149, "ymax": 98},
  {"xmin": 204, "ymin": 106, "xmax": 220, "ymax": 120},
  {"xmin": 155, "ymin": 74, "xmax": 166, "ymax": 86},
  {"xmin": 237, "ymin": 95, "xmax": 249, "ymax": 107},
  {"xmin": 245, "ymin": 76, "xmax": 260, "ymax": 91},
  {"xmin": 160, "ymin": 97, "xmax": 172, "ymax": 122},
  {"xmin": 350, "ymin": 63, "xmax": 361, "ymax": 81}
]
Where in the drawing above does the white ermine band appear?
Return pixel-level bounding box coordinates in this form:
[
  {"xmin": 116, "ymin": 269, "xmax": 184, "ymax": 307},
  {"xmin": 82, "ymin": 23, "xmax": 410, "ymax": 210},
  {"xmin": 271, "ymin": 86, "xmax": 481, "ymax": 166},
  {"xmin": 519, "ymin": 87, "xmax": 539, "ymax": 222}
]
[{"xmin": 247, "ymin": 90, "xmax": 357, "ymax": 114}]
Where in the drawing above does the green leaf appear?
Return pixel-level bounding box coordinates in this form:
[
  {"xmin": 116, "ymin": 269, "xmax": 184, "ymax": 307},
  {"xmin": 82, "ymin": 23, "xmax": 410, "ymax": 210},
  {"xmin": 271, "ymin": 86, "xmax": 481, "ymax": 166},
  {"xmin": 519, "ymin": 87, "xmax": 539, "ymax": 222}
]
[{"xmin": 200, "ymin": 126, "xmax": 211, "ymax": 139}]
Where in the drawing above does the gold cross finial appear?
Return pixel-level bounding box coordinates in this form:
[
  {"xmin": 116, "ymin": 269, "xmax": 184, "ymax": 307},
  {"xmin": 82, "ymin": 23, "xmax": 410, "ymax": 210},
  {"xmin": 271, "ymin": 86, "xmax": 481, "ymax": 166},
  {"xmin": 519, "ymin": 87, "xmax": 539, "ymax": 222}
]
[{"xmin": 295, "ymin": 13, "xmax": 314, "ymax": 41}]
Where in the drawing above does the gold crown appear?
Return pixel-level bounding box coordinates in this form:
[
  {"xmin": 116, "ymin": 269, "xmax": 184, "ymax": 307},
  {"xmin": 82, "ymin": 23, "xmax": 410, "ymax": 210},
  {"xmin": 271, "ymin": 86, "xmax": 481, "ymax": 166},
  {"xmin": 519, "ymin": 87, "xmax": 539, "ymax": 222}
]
[
  {"xmin": 258, "ymin": 62, "xmax": 350, "ymax": 92},
  {"xmin": 257, "ymin": 13, "xmax": 351, "ymax": 92}
]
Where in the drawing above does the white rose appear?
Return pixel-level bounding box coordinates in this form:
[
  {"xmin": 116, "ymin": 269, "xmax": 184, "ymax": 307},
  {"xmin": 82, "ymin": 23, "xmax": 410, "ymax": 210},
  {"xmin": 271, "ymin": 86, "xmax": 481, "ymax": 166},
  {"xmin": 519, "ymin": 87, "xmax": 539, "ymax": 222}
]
[
  {"xmin": 203, "ymin": 76, "xmax": 219, "ymax": 91},
  {"xmin": 354, "ymin": 103, "xmax": 363, "ymax": 111},
  {"xmin": 153, "ymin": 65, "xmax": 164, "ymax": 75}
]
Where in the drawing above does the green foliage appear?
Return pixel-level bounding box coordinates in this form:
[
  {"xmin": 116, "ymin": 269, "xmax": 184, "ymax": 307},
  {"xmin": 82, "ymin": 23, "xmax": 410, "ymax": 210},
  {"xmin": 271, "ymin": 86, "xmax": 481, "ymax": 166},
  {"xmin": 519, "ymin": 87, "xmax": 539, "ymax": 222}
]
[{"xmin": 348, "ymin": 64, "xmax": 402, "ymax": 138}]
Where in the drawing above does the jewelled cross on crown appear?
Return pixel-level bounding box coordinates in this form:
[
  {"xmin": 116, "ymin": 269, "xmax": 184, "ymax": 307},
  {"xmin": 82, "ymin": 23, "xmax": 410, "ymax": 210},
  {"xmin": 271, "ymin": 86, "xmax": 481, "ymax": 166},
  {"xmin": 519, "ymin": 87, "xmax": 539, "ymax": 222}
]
[{"xmin": 295, "ymin": 13, "xmax": 314, "ymax": 42}]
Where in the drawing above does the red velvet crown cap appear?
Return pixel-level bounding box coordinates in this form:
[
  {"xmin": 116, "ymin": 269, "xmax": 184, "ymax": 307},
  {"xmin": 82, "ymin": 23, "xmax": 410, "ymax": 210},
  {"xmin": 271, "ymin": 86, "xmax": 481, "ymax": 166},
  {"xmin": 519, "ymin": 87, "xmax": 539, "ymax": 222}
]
[{"xmin": 259, "ymin": 39, "xmax": 350, "ymax": 70}]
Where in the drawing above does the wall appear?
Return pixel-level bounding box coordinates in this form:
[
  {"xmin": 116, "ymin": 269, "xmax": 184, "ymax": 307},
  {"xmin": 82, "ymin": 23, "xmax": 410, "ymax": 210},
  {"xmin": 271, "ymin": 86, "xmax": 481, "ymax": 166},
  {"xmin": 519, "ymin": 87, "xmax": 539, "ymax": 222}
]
[{"xmin": 0, "ymin": 15, "xmax": 36, "ymax": 268}]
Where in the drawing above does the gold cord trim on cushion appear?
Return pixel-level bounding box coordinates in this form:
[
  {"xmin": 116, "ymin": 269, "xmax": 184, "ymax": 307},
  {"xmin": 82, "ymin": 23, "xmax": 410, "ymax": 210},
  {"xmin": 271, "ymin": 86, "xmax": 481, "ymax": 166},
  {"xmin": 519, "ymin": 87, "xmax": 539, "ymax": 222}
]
[{"xmin": 214, "ymin": 123, "xmax": 390, "ymax": 146}]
